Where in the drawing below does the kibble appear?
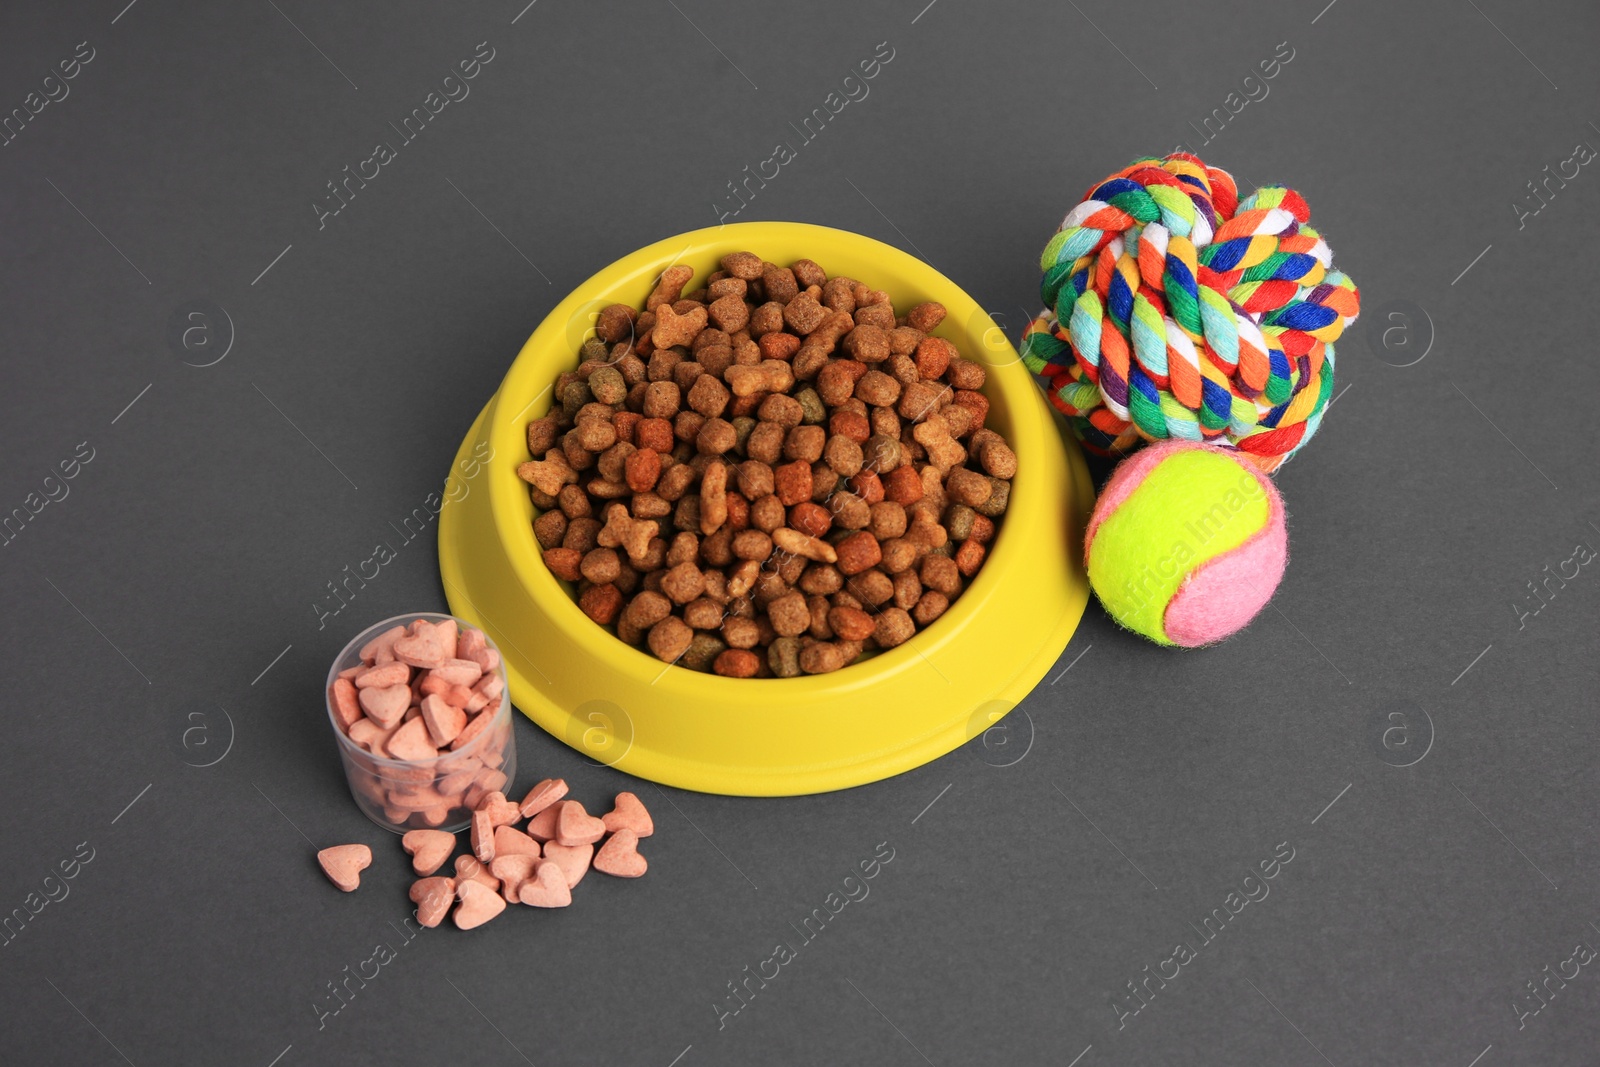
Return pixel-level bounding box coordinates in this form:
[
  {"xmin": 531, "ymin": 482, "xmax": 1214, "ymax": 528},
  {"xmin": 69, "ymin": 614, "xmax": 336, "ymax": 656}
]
[{"xmin": 517, "ymin": 252, "xmax": 1015, "ymax": 675}]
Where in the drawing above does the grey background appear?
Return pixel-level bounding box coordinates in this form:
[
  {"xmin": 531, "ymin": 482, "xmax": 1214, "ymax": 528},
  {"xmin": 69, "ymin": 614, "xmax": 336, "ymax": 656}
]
[{"xmin": 2, "ymin": 0, "xmax": 1596, "ymax": 1064}]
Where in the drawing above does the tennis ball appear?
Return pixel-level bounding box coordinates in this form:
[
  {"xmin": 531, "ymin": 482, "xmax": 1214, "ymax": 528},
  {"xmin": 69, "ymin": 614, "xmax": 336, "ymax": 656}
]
[{"xmin": 1084, "ymin": 441, "xmax": 1287, "ymax": 647}]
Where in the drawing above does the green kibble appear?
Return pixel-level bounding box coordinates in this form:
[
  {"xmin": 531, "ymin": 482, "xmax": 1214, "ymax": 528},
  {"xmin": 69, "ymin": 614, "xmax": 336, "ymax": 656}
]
[
  {"xmin": 794, "ymin": 387, "xmax": 827, "ymax": 425},
  {"xmin": 588, "ymin": 365, "xmax": 627, "ymax": 406}
]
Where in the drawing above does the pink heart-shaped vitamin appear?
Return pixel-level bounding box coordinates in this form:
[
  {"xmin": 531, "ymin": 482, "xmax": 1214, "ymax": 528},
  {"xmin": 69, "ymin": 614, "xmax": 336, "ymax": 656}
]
[
  {"xmin": 456, "ymin": 626, "xmax": 486, "ymax": 660},
  {"xmin": 526, "ymin": 805, "xmax": 559, "ymax": 842},
  {"xmin": 493, "ymin": 825, "xmax": 540, "ymax": 859},
  {"xmin": 318, "ymin": 844, "xmax": 372, "ymax": 892},
  {"xmin": 354, "ymin": 660, "xmax": 410, "ymax": 689},
  {"xmin": 384, "ymin": 718, "xmax": 438, "ymax": 762},
  {"xmin": 517, "ymin": 859, "xmax": 573, "ymax": 908},
  {"xmin": 410, "ymin": 876, "xmax": 455, "ymax": 927},
  {"xmin": 420, "ymin": 694, "xmax": 466, "ymax": 747},
  {"xmin": 542, "ymin": 841, "xmax": 594, "ymax": 889},
  {"xmin": 453, "ymin": 879, "xmax": 506, "ymax": 929},
  {"xmin": 476, "ymin": 790, "xmax": 522, "ymax": 828},
  {"xmin": 358, "ymin": 684, "xmax": 410, "ymax": 729},
  {"xmin": 489, "ymin": 853, "xmax": 539, "ymax": 897},
  {"xmin": 453, "ymin": 854, "xmax": 499, "ymax": 891},
  {"xmin": 601, "ymin": 792, "xmax": 654, "ymax": 838},
  {"xmin": 401, "ymin": 829, "xmax": 455, "ymax": 876},
  {"xmin": 519, "ymin": 778, "xmax": 569, "ymax": 818},
  {"xmin": 594, "ymin": 829, "xmax": 648, "ymax": 878},
  {"xmin": 393, "ymin": 623, "xmax": 450, "ymax": 670},
  {"xmin": 329, "ymin": 678, "xmax": 362, "ymax": 731},
  {"xmin": 431, "ymin": 659, "xmax": 483, "ymax": 687},
  {"xmin": 555, "ymin": 800, "xmax": 606, "ymax": 846},
  {"xmin": 471, "ymin": 809, "xmax": 497, "ymax": 863},
  {"xmin": 360, "ymin": 624, "xmax": 407, "ymax": 664}
]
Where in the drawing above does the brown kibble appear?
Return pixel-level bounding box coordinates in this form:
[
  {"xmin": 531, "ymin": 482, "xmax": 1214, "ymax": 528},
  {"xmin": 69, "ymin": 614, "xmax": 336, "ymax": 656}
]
[
  {"xmin": 788, "ymin": 501, "xmax": 833, "ymax": 539},
  {"xmin": 842, "ymin": 324, "xmax": 891, "ymax": 363},
  {"xmin": 784, "ymin": 424, "xmax": 826, "ymax": 463},
  {"xmin": 696, "ymin": 417, "xmax": 738, "ymax": 455},
  {"xmin": 543, "ymin": 547, "xmax": 582, "ymax": 582},
  {"xmin": 977, "ymin": 438, "xmax": 1018, "ymax": 478},
  {"xmin": 624, "ymin": 448, "xmax": 662, "ymax": 493},
  {"xmin": 914, "ymin": 336, "xmax": 957, "ymax": 380},
  {"xmin": 912, "ymin": 590, "xmax": 948, "ymax": 625},
  {"xmin": 647, "ymin": 264, "xmax": 694, "ymax": 311},
  {"xmin": 708, "ymin": 293, "xmax": 750, "ymax": 333},
  {"xmin": 897, "ymin": 380, "xmax": 950, "ymax": 423},
  {"xmin": 906, "ymin": 302, "xmax": 946, "ymax": 333},
  {"xmin": 687, "ymin": 373, "xmax": 731, "ymax": 418},
  {"xmin": 651, "ymin": 303, "xmax": 706, "ymax": 349},
  {"xmin": 731, "ymin": 527, "xmax": 774, "ymax": 561},
  {"xmin": 749, "ymin": 493, "xmax": 786, "ymax": 532},
  {"xmin": 533, "ymin": 510, "xmax": 568, "ymax": 549},
  {"xmin": 879, "ymin": 537, "xmax": 919, "ymax": 575},
  {"xmin": 823, "ymin": 434, "xmax": 863, "ymax": 476},
  {"xmin": 722, "ymin": 615, "xmax": 761, "ymax": 649},
  {"xmin": 761, "ymin": 266, "xmax": 799, "ymax": 304},
  {"xmin": 954, "ymin": 539, "xmax": 987, "ymax": 577},
  {"xmin": 597, "ymin": 303, "xmax": 636, "ymax": 344},
  {"xmin": 783, "ymin": 292, "xmax": 828, "ymax": 335},
  {"xmin": 713, "ymin": 648, "xmax": 761, "ymax": 677},
  {"xmin": 658, "ymin": 561, "xmax": 704, "ymax": 605},
  {"xmin": 827, "ymin": 606, "xmax": 875, "ymax": 642},
  {"xmin": 846, "ymin": 568, "xmax": 894, "ymax": 607},
  {"xmin": 868, "ymin": 500, "xmax": 908, "ymax": 541},
  {"xmin": 773, "ymin": 460, "xmax": 813, "ymax": 507},
  {"xmin": 641, "ymin": 380, "xmax": 680, "ymax": 418},
  {"xmin": 767, "ymin": 636, "xmax": 802, "ymax": 677},
  {"xmin": 578, "ymin": 583, "xmax": 624, "ymax": 625},
  {"xmin": 647, "ymin": 616, "xmax": 694, "ymax": 663},
  {"xmin": 759, "ymin": 331, "xmax": 802, "ymax": 362},
  {"xmin": 798, "ymin": 641, "xmax": 847, "ymax": 674},
  {"xmin": 721, "ymin": 251, "xmax": 763, "ymax": 280},
  {"xmin": 766, "ymin": 591, "xmax": 810, "ymax": 637},
  {"xmin": 772, "ymin": 526, "xmax": 837, "ymax": 563},
  {"xmin": 873, "ymin": 607, "xmax": 916, "ymax": 648},
  {"xmin": 791, "ymin": 259, "xmax": 826, "ymax": 287},
  {"xmin": 848, "ymin": 470, "xmax": 884, "ymax": 505},
  {"xmin": 580, "ymin": 547, "xmax": 621, "ymax": 584},
  {"xmin": 882, "ymin": 465, "xmax": 923, "ymax": 505},
  {"xmin": 855, "ymin": 370, "xmax": 901, "ymax": 408},
  {"xmin": 946, "ymin": 467, "xmax": 994, "ymax": 507},
  {"xmin": 683, "ymin": 597, "xmax": 725, "ymax": 630},
  {"xmin": 977, "ymin": 476, "xmax": 1013, "ymax": 517},
  {"xmin": 835, "ymin": 531, "xmax": 882, "ymax": 576},
  {"xmin": 946, "ymin": 358, "xmax": 986, "ymax": 390},
  {"xmin": 527, "ymin": 416, "xmax": 560, "ymax": 456},
  {"xmin": 726, "ymin": 361, "xmax": 794, "ymax": 398},
  {"xmin": 517, "ymin": 453, "xmax": 578, "ymax": 497},
  {"xmin": 920, "ymin": 554, "xmax": 961, "ymax": 596},
  {"xmin": 821, "ymin": 276, "xmax": 857, "ymax": 314},
  {"xmin": 853, "ymin": 302, "xmax": 896, "ymax": 330},
  {"xmin": 759, "ymin": 394, "xmax": 804, "ymax": 428},
  {"xmin": 624, "ymin": 590, "xmax": 673, "ymax": 630}
]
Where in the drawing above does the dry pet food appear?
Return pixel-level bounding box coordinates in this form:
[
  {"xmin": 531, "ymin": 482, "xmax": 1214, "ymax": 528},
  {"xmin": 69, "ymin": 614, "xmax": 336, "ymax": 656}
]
[{"xmin": 518, "ymin": 251, "xmax": 1014, "ymax": 676}]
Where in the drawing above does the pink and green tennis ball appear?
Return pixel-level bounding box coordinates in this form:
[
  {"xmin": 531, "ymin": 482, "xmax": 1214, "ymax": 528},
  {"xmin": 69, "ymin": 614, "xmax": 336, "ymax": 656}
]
[{"xmin": 1084, "ymin": 441, "xmax": 1287, "ymax": 647}]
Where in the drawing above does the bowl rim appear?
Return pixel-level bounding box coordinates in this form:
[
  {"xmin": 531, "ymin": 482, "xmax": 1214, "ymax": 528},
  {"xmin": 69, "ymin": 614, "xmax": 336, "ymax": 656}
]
[{"xmin": 486, "ymin": 221, "xmax": 1055, "ymax": 694}]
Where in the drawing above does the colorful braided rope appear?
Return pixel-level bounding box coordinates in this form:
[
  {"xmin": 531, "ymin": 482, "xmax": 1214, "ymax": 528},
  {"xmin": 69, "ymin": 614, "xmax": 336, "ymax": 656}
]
[{"xmin": 1021, "ymin": 153, "xmax": 1360, "ymax": 471}]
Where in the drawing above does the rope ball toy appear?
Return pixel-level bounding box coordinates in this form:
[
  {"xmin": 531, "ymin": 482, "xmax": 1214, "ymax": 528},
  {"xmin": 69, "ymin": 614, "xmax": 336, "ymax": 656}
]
[{"xmin": 1021, "ymin": 153, "xmax": 1360, "ymax": 646}]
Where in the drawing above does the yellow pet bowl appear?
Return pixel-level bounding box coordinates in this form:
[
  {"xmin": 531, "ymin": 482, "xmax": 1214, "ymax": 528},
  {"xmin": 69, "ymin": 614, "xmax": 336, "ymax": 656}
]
[{"xmin": 438, "ymin": 222, "xmax": 1091, "ymax": 796}]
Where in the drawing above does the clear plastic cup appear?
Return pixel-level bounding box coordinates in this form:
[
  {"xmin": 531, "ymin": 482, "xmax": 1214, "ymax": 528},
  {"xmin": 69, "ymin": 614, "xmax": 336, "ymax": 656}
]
[{"xmin": 325, "ymin": 611, "xmax": 515, "ymax": 834}]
